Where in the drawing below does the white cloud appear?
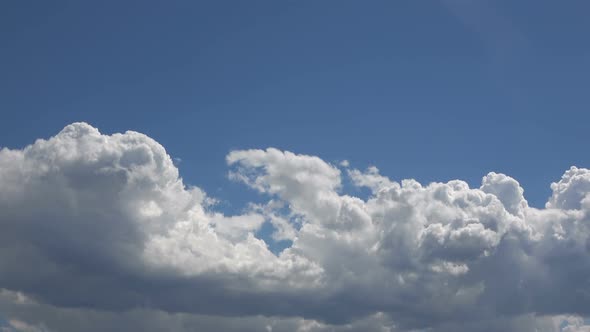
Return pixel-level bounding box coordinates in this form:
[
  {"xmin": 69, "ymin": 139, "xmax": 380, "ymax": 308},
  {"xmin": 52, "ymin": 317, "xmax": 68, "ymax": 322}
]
[
  {"xmin": 547, "ymin": 166, "xmax": 590, "ymax": 210},
  {"xmin": 1, "ymin": 123, "xmax": 590, "ymax": 331}
]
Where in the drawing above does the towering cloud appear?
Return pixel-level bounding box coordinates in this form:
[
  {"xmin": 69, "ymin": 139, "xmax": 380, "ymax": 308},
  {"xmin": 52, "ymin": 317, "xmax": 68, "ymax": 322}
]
[{"xmin": 0, "ymin": 123, "xmax": 589, "ymax": 331}]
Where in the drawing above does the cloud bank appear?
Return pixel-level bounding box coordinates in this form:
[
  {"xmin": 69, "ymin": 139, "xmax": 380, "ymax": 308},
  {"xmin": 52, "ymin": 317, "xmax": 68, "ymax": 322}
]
[{"xmin": 1, "ymin": 123, "xmax": 589, "ymax": 331}]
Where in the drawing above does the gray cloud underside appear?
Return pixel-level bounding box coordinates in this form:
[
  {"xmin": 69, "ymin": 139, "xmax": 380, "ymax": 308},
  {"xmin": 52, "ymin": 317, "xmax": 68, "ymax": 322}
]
[{"xmin": 1, "ymin": 123, "xmax": 590, "ymax": 331}]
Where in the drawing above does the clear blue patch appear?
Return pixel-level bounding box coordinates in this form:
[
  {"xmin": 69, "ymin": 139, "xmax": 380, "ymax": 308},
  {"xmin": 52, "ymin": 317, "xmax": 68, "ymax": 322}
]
[{"xmin": 255, "ymin": 221, "xmax": 293, "ymax": 255}]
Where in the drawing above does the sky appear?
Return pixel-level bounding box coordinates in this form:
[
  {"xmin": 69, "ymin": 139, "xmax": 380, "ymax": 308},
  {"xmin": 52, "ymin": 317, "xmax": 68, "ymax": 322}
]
[{"xmin": 1, "ymin": 1, "xmax": 590, "ymax": 331}]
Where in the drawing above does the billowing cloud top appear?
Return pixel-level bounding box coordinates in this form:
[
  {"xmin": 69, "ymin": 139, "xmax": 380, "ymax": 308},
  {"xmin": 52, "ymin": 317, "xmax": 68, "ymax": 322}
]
[{"xmin": 1, "ymin": 123, "xmax": 589, "ymax": 332}]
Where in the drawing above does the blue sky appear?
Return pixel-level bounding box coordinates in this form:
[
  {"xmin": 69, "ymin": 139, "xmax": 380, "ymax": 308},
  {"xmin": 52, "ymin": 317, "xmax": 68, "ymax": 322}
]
[
  {"xmin": 2, "ymin": 1, "xmax": 589, "ymax": 210},
  {"xmin": 1, "ymin": 3, "xmax": 590, "ymax": 331}
]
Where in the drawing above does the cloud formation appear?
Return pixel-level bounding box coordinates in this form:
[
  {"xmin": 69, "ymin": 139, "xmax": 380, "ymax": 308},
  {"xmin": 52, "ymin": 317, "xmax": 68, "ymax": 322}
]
[{"xmin": 1, "ymin": 123, "xmax": 589, "ymax": 331}]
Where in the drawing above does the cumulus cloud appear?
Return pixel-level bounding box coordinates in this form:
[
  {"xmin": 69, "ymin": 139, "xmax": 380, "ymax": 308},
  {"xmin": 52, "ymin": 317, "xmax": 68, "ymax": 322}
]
[{"xmin": 1, "ymin": 123, "xmax": 590, "ymax": 331}]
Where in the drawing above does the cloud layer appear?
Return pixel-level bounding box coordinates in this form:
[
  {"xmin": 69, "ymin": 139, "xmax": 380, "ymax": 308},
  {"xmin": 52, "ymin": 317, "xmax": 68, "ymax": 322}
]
[{"xmin": 1, "ymin": 123, "xmax": 589, "ymax": 331}]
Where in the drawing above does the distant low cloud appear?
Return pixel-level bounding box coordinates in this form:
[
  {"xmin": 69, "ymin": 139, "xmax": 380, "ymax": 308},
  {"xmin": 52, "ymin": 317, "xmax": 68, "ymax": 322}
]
[{"xmin": 1, "ymin": 123, "xmax": 590, "ymax": 331}]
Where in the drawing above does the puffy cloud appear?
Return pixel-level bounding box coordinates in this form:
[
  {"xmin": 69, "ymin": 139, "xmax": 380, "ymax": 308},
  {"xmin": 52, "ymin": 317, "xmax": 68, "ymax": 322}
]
[
  {"xmin": 481, "ymin": 171, "xmax": 528, "ymax": 216},
  {"xmin": 547, "ymin": 166, "xmax": 590, "ymax": 210},
  {"xmin": 0, "ymin": 123, "xmax": 319, "ymax": 316},
  {"xmin": 1, "ymin": 123, "xmax": 590, "ymax": 331}
]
